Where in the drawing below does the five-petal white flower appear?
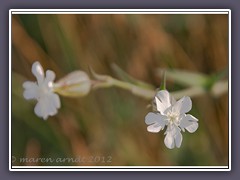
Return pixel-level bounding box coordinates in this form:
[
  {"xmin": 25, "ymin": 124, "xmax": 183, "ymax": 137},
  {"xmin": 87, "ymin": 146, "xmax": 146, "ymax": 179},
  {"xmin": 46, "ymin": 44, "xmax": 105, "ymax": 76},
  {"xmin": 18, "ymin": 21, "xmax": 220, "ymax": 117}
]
[
  {"xmin": 23, "ymin": 61, "xmax": 60, "ymax": 120},
  {"xmin": 145, "ymin": 90, "xmax": 198, "ymax": 149}
]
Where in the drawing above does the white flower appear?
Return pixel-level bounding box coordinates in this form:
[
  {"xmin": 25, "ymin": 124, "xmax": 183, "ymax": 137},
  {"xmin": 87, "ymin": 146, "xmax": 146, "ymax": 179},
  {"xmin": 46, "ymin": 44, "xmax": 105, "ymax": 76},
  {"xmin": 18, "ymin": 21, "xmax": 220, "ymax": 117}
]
[
  {"xmin": 23, "ymin": 61, "xmax": 60, "ymax": 120},
  {"xmin": 145, "ymin": 90, "xmax": 198, "ymax": 149}
]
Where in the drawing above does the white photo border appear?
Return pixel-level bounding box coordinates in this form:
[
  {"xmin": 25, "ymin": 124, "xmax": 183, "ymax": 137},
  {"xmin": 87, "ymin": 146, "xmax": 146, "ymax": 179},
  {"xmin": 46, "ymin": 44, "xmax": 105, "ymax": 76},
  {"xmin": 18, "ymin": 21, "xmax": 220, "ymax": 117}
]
[{"xmin": 9, "ymin": 9, "xmax": 231, "ymax": 171}]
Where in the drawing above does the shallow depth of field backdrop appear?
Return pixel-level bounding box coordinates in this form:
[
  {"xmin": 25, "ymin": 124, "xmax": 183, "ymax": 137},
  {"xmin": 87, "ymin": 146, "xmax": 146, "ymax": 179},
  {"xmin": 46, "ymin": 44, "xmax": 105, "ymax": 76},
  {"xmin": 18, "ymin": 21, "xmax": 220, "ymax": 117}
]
[{"xmin": 11, "ymin": 14, "xmax": 229, "ymax": 166}]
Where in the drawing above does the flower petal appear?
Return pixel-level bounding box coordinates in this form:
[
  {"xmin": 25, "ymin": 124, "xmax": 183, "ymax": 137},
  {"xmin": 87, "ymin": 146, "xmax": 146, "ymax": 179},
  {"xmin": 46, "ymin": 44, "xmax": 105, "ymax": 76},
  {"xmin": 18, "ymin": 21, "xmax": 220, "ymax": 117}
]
[
  {"xmin": 164, "ymin": 131, "xmax": 175, "ymax": 149},
  {"xmin": 186, "ymin": 122, "xmax": 198, "ymax": 133},
  {"xmin": 145, "ymin": 112, "xmax": 167, "ymax": 133},
  {"xmin": 43, "ymin": 70, "xmax": 56, "ymax": 88},
  {"xmin": 32, "ymin": 61, "xmax": 44, "ymax": 85},
  {"xmin": 147, "ymin": 124, "xmax": 162, "ymax": 133},
  {"xmin": 164, "ymin": 125, "xmax": 182, "ymax": 149},
  {"xmin": 155, "ymin": 90, "xmax": 172, "ymax": 114},
  {"xmin": 23, "ymin": 81, "xmax": 39, "ymax": 100},
  {"xmin": 51, "ymin": 93, "xmax": 61, "ymax": 109},
  {"xmin": 45, "ymin": 70, "xmax": 56, "ymax": 83},
  {"xmin": 34, "ymin": 93, "xmax": 60, "ymax": 120},
  {"xmin": 175, "ymin": 131, "xmax": 183, "ymax": 148},
  {"xmin": 172, "ymin": 96, "xmax": 192, "ymax": 114},
  {"xmin": 44, "ymin": 93, "xmax": 60, "ymax": 116},
  {"xmin": 34, "ymin": 99, "xmax": 49, "ymax": 120},
  {"xmin": 170, "ymin": 95, "xmax": 176, "ymax": 105},
  {"xmin": 46, "ymin": 100, "xmax": 58, "ymax": 116},
  {"xmin": 180, "ymin": 114, "xmax": 198, "ymax": 133}
]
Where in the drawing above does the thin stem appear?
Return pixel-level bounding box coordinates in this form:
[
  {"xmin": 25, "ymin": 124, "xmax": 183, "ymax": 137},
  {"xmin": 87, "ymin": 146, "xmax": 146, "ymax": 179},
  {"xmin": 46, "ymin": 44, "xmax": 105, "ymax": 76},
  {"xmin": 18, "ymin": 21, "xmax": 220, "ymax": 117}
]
[
  {"xmin": 93, "ymin": 75, "xmax": 228, "ymax": 100},
  {"xmin": 111, "ymin": 78, "xmax": 156, "ymax": 99},
  {"xmin": 93, "ymin": 76, "xmax": 156, "ymax": 99},
  {"xmin": 160, "ymin": 70, "xmax": 166, "ymax": 90}
]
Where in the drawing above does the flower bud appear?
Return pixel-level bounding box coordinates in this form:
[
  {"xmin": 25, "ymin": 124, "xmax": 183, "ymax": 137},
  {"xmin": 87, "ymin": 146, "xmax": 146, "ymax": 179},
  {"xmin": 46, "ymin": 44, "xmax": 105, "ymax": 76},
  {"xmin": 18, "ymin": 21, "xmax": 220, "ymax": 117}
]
[{"xmin": 54, "ymin": 71, "xmax": 91, "ymax": 97}]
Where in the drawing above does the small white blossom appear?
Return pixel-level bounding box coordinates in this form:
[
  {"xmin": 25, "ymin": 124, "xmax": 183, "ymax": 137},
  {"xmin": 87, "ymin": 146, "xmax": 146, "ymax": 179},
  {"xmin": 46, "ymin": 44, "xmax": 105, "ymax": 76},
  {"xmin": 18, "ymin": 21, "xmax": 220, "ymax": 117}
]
[
  {"xmin": 145, "ymin": 90, "xmax": 198, "ymax": 149},
  {"xmin": 23, "ymin": 61, "xmax": 60, "ymax": 120}
]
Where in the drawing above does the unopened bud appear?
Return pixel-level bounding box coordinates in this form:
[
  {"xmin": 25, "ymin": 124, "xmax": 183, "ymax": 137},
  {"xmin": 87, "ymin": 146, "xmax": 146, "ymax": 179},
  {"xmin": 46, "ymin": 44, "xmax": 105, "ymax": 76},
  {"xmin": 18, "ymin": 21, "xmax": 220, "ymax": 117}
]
[{"xmin": 54, "ymin": 71, "xmax": 91, "ymax": 97}]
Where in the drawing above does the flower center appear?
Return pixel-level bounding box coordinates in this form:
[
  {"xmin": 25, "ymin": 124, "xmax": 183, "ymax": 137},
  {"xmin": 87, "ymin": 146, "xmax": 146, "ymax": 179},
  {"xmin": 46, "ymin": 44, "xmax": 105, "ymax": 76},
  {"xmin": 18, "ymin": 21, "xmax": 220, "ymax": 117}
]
[
  {"xmin": 38, "ymin": 82, "xmax": 53, "ymax": 99},
  {"xmin": 167, "ymin": 112, "xmax": 179, "ymax": 125}
]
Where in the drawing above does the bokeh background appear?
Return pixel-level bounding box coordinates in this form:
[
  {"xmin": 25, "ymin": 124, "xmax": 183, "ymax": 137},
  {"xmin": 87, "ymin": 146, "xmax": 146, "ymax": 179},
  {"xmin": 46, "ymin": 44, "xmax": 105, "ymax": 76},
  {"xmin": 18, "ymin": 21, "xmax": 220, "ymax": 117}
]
[{"xmin": 11, "ymin": 13, "xmax": 229, "ymax": 166}]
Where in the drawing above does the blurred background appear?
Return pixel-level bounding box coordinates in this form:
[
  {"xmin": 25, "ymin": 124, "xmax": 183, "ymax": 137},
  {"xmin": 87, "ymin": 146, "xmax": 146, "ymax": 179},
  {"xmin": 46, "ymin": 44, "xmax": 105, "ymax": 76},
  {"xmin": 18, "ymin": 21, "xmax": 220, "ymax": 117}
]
[{"xmin": 11, "ymin": 13, "xmax": 229, "ymax": 166}]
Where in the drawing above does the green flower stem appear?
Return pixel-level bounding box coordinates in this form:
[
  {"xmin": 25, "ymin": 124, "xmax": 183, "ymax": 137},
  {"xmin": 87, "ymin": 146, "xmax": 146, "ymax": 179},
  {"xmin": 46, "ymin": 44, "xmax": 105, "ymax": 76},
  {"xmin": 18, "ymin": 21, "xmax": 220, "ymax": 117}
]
[
  {"xmin": 92, "ymin": 76, "xmax": 156, "ymax": 99},
  {"xmin": 167, "ymin": 80, "xmax": 228, "ymax": 99},
  {"xmin": 160, "ymin": 70, "xmax": 166, "ymax": 90},
  {"xmin": 210, "ymin": 80, "xmax": 228, "ymax": 98},
  {"xmin": 88, "ymin": 68, "xmax": 228, "ymax": 100},
  {"xmin": 172, "ymin": 86, "xmax": 205, "ymax": 99},
  {"xmin": 111, "ymin": 78, "xmax": 156, "ymax": 99},
  {"xmin": 92, "ymin": 74, "xmax": 228, "ymax": 100}
]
